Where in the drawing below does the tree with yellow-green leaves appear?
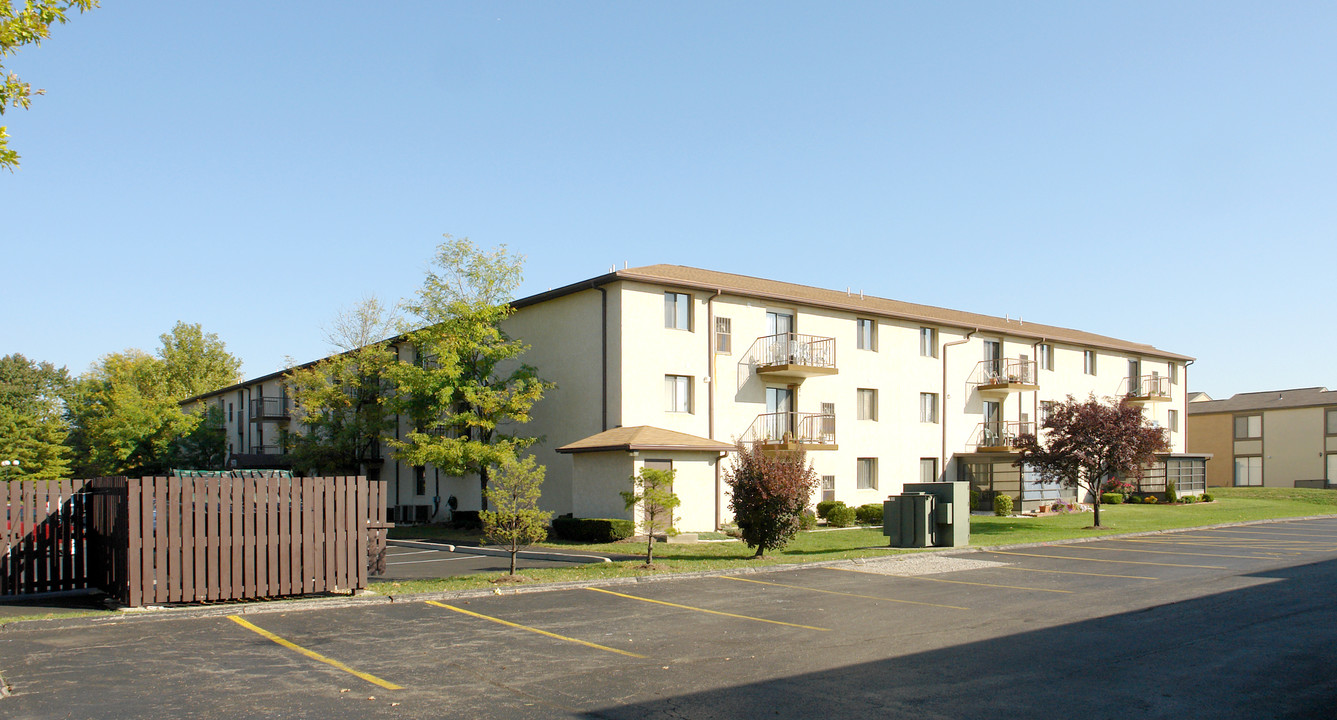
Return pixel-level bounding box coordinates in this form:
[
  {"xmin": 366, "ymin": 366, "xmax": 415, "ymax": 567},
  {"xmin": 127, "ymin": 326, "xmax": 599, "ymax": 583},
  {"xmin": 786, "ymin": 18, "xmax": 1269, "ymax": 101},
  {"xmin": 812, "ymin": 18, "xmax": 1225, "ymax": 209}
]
[
  {"xmin": 0, "ymin": 352, "xmax": 71, "ymax": 479},
  {"xmin": 1, "ymin": 0, "xmax": 98, "ymax": 171}
]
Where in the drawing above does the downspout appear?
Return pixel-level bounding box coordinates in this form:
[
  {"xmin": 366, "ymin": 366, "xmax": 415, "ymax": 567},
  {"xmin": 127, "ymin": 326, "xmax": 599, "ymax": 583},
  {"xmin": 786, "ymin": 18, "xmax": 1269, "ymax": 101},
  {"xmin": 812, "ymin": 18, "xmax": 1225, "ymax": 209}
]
[
  {"xmin": 707, "ymin": 289, "xmax": 722, "ymax": 529},
  {"xmin": 597, "ymin": 287, "xmax": 608, "ymax": 431},
  {"xmin": 941, "ymin": 329, "xmax": 978, "ymax": 481}
]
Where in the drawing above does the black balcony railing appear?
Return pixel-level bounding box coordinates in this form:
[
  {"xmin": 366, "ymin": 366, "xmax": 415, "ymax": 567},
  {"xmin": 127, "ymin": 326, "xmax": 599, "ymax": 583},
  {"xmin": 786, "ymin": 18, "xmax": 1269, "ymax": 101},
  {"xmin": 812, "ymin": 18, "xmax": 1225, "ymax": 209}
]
[{"xmin": 249, "ymin": 397, "xmax": 291, "ymax": 421}]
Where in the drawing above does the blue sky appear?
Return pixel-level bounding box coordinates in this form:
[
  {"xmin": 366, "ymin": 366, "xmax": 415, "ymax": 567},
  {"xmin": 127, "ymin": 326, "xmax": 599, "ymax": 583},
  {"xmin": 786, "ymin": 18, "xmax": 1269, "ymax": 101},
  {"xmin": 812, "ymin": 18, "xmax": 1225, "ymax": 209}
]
[{"xmin": 3, "ymin": 2, "xmax": 1334, "ymax": 399}]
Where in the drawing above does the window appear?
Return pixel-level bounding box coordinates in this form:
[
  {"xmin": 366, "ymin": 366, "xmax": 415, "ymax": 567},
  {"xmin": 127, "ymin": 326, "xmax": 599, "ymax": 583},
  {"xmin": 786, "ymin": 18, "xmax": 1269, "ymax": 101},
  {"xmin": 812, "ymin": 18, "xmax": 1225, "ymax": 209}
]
[
  {"xmin": 1167, "ymin": 458, "xmax": 1206, "ymax": 494},
  {"xmin": 414, "ymin": 466, "xmax": 426, "ymax": 496},
  {"xmin": 715, "ymin": 317, "xmax": 732, "ymax": 354},
  {"xmin": 920, "ymin": 327, "xmax": 937, "ymax": 358},
  {"xmin": 820, "ymin": 475, "xmax": 836, "ymax": 503},
  {"xmin": 1327, "ymin": 409, "xmax": 1337, "ymax": 436},
  {"xmin": 1168, "ymin": 409, "xmax": 1179, "ymax": 433},
  {"xmin": 1170, "ymin": 362, "xmax": 1179, "ymax": 385},
  {"xmin": 1040, "ymin": 401, "xmax": 1055, "ymax": 424},
  {"xmin": 857, "ymin": 389, "xmax": 878, "ymax": 421},
  {"xmin": 920, "ymin": 458, "xmax": 938, "ymax": 483},
  {"xmin": 857, "ymin": 458, "xmax": 878, "ymax": 490},
  {"xmin": 664, "ymin": 375, "xmax": 692, "ymax": 413},
  {"xmin": 664, "ymin": 292, "xmax": 691, "ymax": 330},
  {"xmin": 227, "ymin": 402, "xmax": 234, "ymax": 422},
  {"xmin": 857, "ymin": 319, "xmax": 876, "ymax": 351},
  {"xmin": 1234, "ymin": 415, "xmax": 1262, "ymax": 440},
  {"xmin": 920, "ymin": 392, "xmax": 939, "ymax": 423},
  {"xmin": 1234, "ymin": 456, "xmax": 1262, "ymax": 486},
  {"xmin": 1083, "ymin": 350, "xmax": 1097, "ymax": 375},
  {"xmin": 1038, "ymin": 344, "xmax": 1054, "ymax": 371}
]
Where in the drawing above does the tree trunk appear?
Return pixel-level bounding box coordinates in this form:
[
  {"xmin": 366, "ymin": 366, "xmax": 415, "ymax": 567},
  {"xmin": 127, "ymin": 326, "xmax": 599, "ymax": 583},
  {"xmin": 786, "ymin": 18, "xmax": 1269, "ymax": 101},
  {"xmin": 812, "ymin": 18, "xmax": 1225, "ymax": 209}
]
[
  {"xmin": 509, "ymin": 547, "xmax": 517, "ymax": 575},
  {"xmin": 479, "ymin": 465, "xmax": 489, "ymax": 511},
  {"xmin": 753, "ymin": 546, "xmax": 764, "ymax": 558},
  {"xmin": 646, "ymin": 534, "xmax": 654, "ymax": 565},
  {"xmin": 1093, "ymin": 498, "xmax": 1101, "ymax": 527}
]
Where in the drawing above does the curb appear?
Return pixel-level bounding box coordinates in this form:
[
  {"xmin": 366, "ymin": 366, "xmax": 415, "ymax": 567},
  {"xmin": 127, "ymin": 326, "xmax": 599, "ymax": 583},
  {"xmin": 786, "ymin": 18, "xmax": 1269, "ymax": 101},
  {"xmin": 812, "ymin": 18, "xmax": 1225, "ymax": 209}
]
[
  {"xmin": 6, "ymin": 513, "xmax": 1335, "ymax": 632},
  {"xmin": 387, "ymin": 539, "xmax": 616, "ymax": 564}
]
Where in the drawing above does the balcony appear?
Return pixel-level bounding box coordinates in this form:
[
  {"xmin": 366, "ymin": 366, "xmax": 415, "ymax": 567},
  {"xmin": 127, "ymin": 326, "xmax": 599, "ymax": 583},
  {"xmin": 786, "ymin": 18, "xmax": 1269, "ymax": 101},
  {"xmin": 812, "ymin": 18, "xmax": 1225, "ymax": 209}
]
[
  {"xmin": 249, "ymin": 397, "xmax": 291, "ymax": 422},
  {"xmin": 751, "ymin": 333, "xmax": 837, "ymax": 381},
  {"xmin": 970, "ymin": 358, "xmax": 1038, "ymax": 393},
  {"xmin": 744, "ymin": 411, "xmax": 838, "ymax": 452},
  {"xmin": 969, "ymin": 421, "xmax": 1037, "ymax": 453},
  {"xmin": 1123, "ymin": 375, "xmax": 1172, "ymax": 403}
]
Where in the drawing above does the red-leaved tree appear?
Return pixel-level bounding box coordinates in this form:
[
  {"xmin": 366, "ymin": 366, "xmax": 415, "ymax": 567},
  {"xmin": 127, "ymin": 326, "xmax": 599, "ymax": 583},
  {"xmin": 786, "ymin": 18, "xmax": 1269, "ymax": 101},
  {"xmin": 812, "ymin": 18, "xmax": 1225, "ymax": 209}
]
[
  {"xmin": 1014, "ymin": 395, "xmax": 1169, "ymax": 527},
  {"xmin": 725, "ymin": 443, "xmax": 819, "ymax": 558}
]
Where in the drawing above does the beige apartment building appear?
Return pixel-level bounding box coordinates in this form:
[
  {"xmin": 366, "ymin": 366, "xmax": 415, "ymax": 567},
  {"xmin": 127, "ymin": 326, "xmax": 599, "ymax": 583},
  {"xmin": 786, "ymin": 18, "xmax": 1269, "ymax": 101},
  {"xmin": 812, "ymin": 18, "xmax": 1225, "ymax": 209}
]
[
  {"xmin": 185, "ymin": 264, "xmax": 1201, "ymax": 530},
  {"xmin": 1187, "ymin": 387, "xmax": 1337, "ymax": 489}
]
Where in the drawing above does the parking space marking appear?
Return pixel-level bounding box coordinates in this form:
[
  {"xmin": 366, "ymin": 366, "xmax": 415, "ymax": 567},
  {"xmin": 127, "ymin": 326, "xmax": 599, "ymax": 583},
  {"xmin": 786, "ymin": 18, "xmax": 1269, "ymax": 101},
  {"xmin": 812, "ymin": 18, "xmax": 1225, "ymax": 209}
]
[
  {"xmin": 983, "ymin": 550, "xmax": 1225, "ymax": 569},
  {"xmin": 1208, "ymin": 527, "xmax": 1337, "ymax": 540},
  {"xmin": 425, "ymin": 601, "xmax": 648, "ymax": 658},
  {"xmin": 226, "ymin": 615, "xmax": 404, "ymax": 691},
  {"xmin": 1062, "ymin": 544, "xmax": 1278, "ymax": 561},
  {"xmin": 998, "ymin": 566, "xmax": 1156, "ymax": 580},
  {"xmin": 1123, "ymin": 538, "xmax": 1302, "ymax": 554},
  {"xmin": 720, "ymin": 575, "xmax": 969, "ymax": 610},
  {"xmin": 826, "ymin": 566, "xmax": 1074, "ymax": 593},
  {"xmin": 583, "ymin": 587, "xmax": 831, "ymax": 631}
]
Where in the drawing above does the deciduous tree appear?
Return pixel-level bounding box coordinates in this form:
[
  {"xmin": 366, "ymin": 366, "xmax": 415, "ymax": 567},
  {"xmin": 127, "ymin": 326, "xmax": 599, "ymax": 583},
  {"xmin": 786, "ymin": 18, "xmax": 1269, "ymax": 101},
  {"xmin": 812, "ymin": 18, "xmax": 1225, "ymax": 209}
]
[
  {"xmin": 389, "ymin": 236, "xmax": 552, "ymax": 509},
  {"xmin": 480, "ymin": 454, "xmax": 551, "ymax": 577},
  {"xmin": 287, "ymin": 297, "xmax": 399, "ymax": 475},
  {"xmin": 725, "ymin": 443, "xmax": 819, "ymax": 558},
  {"xmin": 621, "ymin": 466, "xmax": 680, "ymax": 565},
  {"xmin": 1014, "ymin": 394, "xmax": 1169, "ymax": 527},
  {"xmin": 1, "ymin": 0, "xmax": 98, "ymax": 170}
]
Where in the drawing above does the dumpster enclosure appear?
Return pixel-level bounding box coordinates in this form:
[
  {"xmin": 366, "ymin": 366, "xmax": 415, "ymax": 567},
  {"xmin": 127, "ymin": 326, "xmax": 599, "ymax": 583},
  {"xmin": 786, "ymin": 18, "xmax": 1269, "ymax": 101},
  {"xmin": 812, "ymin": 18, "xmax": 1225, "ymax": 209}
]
[{"xmin": 3, "ymin": 476, "xmax": 389, "ymax": 606}]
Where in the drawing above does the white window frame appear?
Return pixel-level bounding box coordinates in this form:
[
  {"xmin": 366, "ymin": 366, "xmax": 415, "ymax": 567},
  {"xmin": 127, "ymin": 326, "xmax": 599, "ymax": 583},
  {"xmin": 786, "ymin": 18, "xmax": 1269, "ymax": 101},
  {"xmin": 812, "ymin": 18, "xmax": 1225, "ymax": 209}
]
[
  {"xmin": 857, "ymin": 388, "xmax": 878, "ymax": 421},
  {"xmin": 1168, "ymin": 409, "xmax": 1179, "ymax": 433},
  {"xmin": 920, "ymin": 327, "xmax": 938, "ymax": 358},
  {"xmin": 1038, "ymin": 344, "xmax": 1053, "ymax": 371},
  {"xmin": 920, "ymin": 392, "xmax": 939, "ymax": 424},
  {"xmin": 857, "ymin": 319, "xmax": 876, "ymax": 351},
  {"xmin": 664, "ymin": 375, "xmax": 692, "ymax": 413},
  {"xmin": 1234, "ymin": 456, "xmax": 1262, "ymax": 486},
  {"xmin": 1083, "ymin": 350, "xmax": 1097, "ymax": 375},
  {"xmin": 715, "ymin": 316, "xmax": 732, "ymax": 354},
  {"xmin": 857, "ymin": 458, "xmax": 878, "ymax": 490},
  {"xmin": 664, "ymin": 292, "xmax": 692, "ymax": 330},
  {"xmin": 920, "ymin": 457, "xmax": 938, "ymax": 483}
]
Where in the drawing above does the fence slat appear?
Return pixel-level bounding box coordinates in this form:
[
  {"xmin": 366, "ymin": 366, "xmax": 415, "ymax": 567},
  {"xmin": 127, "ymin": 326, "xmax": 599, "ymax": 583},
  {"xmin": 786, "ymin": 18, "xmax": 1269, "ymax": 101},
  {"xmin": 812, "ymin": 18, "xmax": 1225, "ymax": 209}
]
[
  {"xmin": 322, "ymin": 477, "xmax": 335, "ymax": 593},
  {"xmin": 153, "ymin": 477, "xmax": 169, "ymax": 604},
  {"xmin": 355, "ymin": 476, "xmax": 368, "ymax": 589},
  {"xmin": 303, "ymin": 479, "xmax": 316, "ymax": 595},
  {"xmin": 266, "ymin": 475, "xmax": 279, "ymax": 595}
]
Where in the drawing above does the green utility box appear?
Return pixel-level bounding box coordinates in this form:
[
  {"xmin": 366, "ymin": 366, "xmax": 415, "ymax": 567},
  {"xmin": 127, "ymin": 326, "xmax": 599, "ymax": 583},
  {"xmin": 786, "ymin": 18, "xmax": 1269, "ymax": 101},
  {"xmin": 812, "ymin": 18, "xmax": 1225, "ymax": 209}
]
[
  {"xmin": 883, "ymin": 492, "xmax": 934, "ymax": 548},
  {"xmin": 901, "ymin": 481, "xmax": 971, "ymax": 547}
]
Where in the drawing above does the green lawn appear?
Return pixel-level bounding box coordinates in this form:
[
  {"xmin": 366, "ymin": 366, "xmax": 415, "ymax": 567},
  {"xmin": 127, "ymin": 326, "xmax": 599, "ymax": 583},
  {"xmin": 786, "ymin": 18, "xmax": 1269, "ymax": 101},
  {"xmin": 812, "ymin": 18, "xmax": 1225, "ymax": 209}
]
[{"xmin": 373, "ymin": 487, "xmax": 1337, "ymax": 595}]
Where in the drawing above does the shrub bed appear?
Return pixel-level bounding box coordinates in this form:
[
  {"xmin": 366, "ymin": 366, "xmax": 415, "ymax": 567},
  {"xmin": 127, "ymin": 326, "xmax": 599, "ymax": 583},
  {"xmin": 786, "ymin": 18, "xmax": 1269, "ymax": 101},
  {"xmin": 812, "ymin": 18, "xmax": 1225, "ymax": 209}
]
[
  {"xmin": 1100, "ymin": 492, "xmax": 1124, "ymax": 505},
  {"xmin": 550, "ymin": 517, "xmax": 635, "ymax": 543},
  {"xmin": 993, "ymin": 494, "xmax": 1014, "ymax": 516},
  {"xmin": 816, "ymin": 500, "xmax": 843, "ymax": 520},
  {"xmin": 826, "ymin": 504, "xmax": 858, "ymax": 528},
  {"xmin": 855, "ymin": 503, "xmax": 884, "ymax": 525},
  {"xmin": 450, "ymin": 510, "xmax": 482, "ymax": 529}
]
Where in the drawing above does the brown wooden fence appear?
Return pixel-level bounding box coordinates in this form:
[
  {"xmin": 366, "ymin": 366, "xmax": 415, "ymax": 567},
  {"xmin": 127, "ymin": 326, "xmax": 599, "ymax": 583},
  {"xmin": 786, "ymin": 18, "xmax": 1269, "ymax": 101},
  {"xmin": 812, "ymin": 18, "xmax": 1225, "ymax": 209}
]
[{"xmin": 3, "ymin": 476, "xmax": 389, "ymax": 606}]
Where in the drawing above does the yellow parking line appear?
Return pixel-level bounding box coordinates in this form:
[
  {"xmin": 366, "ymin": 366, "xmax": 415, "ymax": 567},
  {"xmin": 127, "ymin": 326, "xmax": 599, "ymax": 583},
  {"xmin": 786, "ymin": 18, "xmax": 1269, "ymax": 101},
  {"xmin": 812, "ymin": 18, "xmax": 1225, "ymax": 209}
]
[
  {"xmin": 583, "ymin": 587, "xmax": 830, "ymax": 630},
  {"xmin": 1125, "ymin": 538, "xmax": 1302, "ymax": 554},
  {"xmin": 1209, "ymin": 528, "xmax": 1337, "ymax": 540},
  {"xmin": 826, "ymin": 566, "xmax": 1073, "ymax": 593},
  {"xmin": 984, "ymin": 550, "xmax": 1225, "ymax": 569},
  {"xmin": 1000, "ymin": 566, "xmax": 1156, "ymax": 580},
  {"xmin": 1065, "ymin": 544, "xmax": 1277, "ymax": 561},
  {"xmin": 227, "ymin": 616, "xmax": 403, "ymax": 691},
  {"xmin": 721, "ymin": 575, "xmax": 968, "ymax": 610},
  {"xmin": 425, "ymin": 601, "xmax": 646, "ymax": 659}
]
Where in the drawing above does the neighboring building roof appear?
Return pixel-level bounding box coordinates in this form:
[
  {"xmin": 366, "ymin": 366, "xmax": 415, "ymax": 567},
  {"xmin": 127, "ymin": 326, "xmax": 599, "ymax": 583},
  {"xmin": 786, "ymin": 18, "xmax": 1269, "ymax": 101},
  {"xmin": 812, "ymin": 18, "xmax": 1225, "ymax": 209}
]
[
  {"xmin": 556, "ymin": 426, "xmax": 736, "ymax": 454},
  {"xmin": 1187, "ymin": 392, "xmax": 1213, "ymax": 403},
  {"xmin": 518, "ymin": 264, "xmax": 1192, "ymax": 361},
  {"xmin": 1186, "ymin": 387, "xmax": 1337, "ymax": 415}
]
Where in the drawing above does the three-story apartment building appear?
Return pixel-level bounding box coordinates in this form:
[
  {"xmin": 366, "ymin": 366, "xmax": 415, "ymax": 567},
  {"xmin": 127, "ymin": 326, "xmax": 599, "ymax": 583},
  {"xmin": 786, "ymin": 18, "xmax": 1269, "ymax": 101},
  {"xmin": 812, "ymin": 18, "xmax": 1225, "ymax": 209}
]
[{"xmin": 185, "ymin": 264, "xmax": 1200, "ymax": 529}]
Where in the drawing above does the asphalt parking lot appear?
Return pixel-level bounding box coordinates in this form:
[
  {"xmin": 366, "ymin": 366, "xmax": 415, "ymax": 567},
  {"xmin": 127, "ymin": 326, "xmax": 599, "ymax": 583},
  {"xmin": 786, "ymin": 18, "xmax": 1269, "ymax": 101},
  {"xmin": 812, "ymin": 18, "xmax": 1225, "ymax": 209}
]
[
  {"xmin": 379, "ymin": 541, "xmax": 630, "ymax": 581},
  {"xmin": 3, "ymin": 518, "xmax": 1336, "ymax": 719}
]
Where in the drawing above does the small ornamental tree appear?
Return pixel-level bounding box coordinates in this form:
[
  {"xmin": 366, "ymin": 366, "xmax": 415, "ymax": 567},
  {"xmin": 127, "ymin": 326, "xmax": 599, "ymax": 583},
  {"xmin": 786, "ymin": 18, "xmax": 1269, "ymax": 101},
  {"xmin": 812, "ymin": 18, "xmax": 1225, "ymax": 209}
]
[
  {"xmin": 480, "ymin": 454, "xmax": 551, "ymax": 577},
  {"xmin": 621, "ymin": 467, "xmax": 680, "ymax": 565},
  {"xmin": 1014, "ymin": 395, "xmax": 1169, "ymax": 528},
  {"xmin": 725, "ymin": 443, "xmax": 820, "ymax": 558}
]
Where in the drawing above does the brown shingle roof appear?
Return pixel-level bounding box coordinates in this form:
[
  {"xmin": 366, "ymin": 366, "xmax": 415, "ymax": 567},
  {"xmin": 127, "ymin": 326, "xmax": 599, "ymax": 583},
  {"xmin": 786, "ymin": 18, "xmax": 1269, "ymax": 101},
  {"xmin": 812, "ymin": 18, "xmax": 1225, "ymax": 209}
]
[
  {"xmin": 1186, "ymin": 387, "xmax": 1337, "ymax": 415},
  {"xmin": 556, "ymin": 426, "xmax": 735, "ymax": 454},
  {"xmin": 518, "ymin": 264, "xmax": 1191, "ymax": 361}
]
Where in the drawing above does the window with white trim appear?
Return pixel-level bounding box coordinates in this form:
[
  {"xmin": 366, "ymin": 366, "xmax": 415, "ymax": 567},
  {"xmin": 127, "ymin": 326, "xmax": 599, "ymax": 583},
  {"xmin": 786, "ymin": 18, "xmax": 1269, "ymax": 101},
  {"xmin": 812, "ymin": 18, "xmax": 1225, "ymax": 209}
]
[
  {"xmin": 920, "ymin": 392, "xmax": 939, "ymax": 424},
  {"xmin": 664, "ymin": 375, "xmax": 692, "ymax": 413},
  {"xmin": 1038, "ymin": 344, "xmax": 1054, "ymax": 371},
  {"xmin": 857, "ymin": 458, "xmax": 878, "ymax": 490},
  {"xmin": 664, "ymin": 292, "xmax": 691, "ymax": 330},
  {"xmin": 857, "ymin": 319, "xmax": 876, "ymax": 351},
  {"xmin": 715, "ymin": 317, "xmax": 732, "ymax": 354},
  {"xmin": 1083, "ymin": 350, "xmax": 1097, "ymax": 375},
  {"xmin": 920, "ymin": 458, "xmax": 938, "ymax": 483},
  {"xmin": 857, "ymin": 388, "xmax": 878, "ymax": 421},
  {"xmin": 1234, "ymin": 456, "xmax": 1262, "ymax": 486},
  {"xmin": 920, "ymin": 327, "xmax": 938, "ymax": 358}
]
